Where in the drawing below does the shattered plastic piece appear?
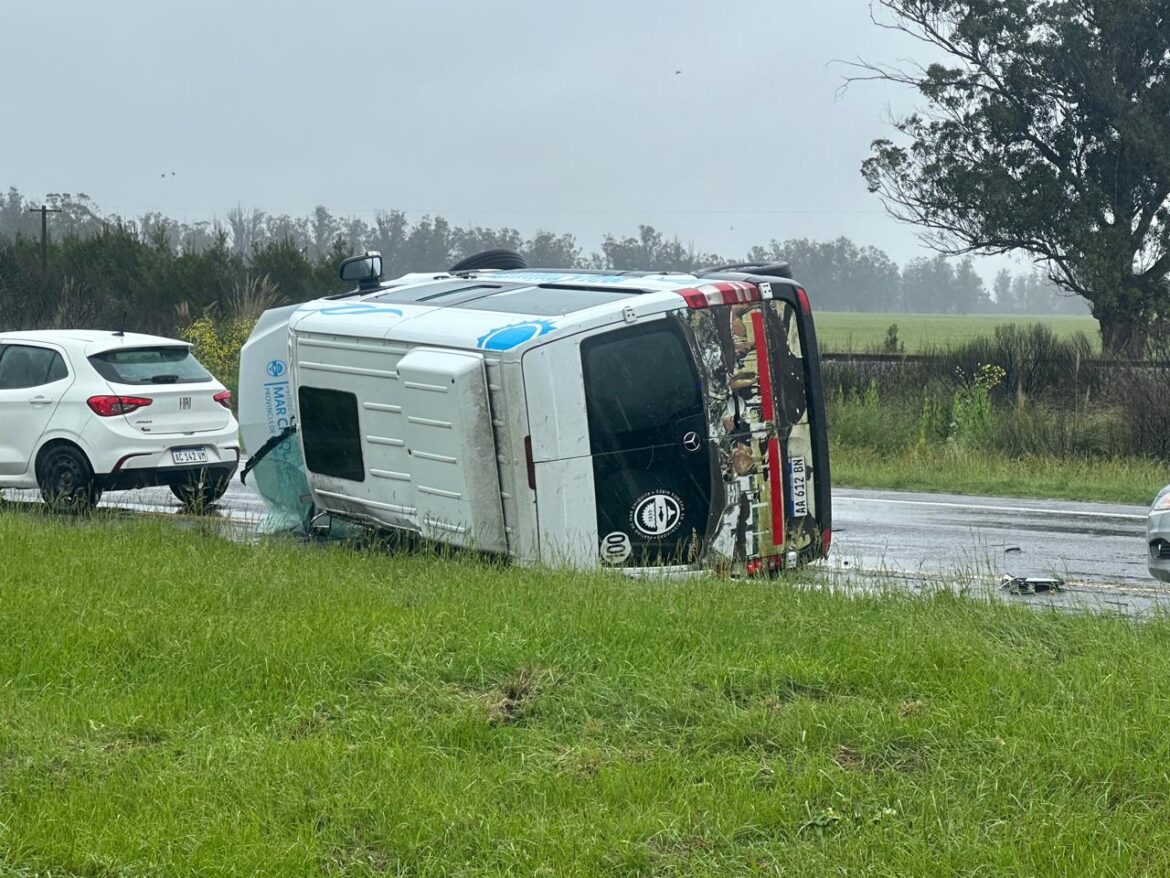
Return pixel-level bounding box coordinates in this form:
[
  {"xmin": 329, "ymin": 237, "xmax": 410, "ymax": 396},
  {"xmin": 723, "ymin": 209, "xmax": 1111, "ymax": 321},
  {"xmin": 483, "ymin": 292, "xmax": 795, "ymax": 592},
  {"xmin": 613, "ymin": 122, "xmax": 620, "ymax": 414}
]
[
  {"xmin": 1000, "ymin": 574, "xmax": 1064, "ymax": 595},
  {"xmin": 242, "ymin": 427, "xmax": 314, "ymax": 533}
]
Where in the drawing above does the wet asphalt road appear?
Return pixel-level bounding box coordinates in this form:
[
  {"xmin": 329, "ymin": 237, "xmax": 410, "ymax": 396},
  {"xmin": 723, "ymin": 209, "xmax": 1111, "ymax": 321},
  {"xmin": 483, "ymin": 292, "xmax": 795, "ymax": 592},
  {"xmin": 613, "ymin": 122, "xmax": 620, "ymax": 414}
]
[
  {"xmin": 832, "ymin": 489, "xmax": 1149, "ymax": 584},
  {"xmin": 829, "ymin": 488, "xmax": 1165, "ymax": 615},
  {"xmin": 5, "ymin": 476, "xmax": 1164, "ymax": 614}
]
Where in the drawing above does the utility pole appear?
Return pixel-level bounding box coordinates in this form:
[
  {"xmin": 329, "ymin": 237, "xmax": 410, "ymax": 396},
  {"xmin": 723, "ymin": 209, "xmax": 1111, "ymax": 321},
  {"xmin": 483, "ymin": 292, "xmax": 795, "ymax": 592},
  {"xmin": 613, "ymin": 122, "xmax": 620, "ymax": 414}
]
[{"xmin": 26, "ymin": 205, "xmax": 62, "ymax": 271}]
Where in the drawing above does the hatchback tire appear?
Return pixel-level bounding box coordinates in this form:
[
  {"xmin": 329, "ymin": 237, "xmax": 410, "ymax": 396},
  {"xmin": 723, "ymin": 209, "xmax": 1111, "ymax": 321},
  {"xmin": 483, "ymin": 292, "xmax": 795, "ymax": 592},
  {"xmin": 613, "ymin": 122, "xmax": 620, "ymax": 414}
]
[
  {"xmin": 171, "ymin": 470, "xmax": 231, "ymax": 514},
  {"xmin": 37, "ymin": 445, "xmax": 101, "ymax": 513}
]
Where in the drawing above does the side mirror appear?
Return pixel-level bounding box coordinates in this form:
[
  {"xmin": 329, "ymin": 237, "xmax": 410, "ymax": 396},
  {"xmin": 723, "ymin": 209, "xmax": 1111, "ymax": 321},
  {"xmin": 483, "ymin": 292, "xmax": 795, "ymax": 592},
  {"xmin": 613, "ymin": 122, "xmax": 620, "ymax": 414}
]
[{"xmin": 339, "ymin": 251, "xmax": 383, "ymax": 289}]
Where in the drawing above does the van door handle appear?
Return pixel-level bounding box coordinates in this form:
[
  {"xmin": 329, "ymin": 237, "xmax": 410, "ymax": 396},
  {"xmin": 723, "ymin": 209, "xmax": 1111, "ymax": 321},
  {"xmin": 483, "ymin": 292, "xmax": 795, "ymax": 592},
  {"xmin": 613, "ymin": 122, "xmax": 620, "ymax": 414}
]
[{"xmin": 28, "ymin": 396, "xmax": 53, "ymax": 406}]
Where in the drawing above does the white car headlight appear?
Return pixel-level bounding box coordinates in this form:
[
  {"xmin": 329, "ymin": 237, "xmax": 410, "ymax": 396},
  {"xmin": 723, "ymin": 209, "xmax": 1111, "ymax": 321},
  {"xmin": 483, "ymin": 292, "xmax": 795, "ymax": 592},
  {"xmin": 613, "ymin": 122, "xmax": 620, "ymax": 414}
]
[{"xmin": 1154, "ymin": 489, "xmax": 1170, "ymax": 511}]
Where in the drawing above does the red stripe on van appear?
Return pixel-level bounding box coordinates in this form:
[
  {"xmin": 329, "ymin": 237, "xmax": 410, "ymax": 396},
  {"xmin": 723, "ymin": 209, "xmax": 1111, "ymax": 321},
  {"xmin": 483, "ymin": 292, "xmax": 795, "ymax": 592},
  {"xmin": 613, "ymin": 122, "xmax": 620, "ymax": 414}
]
[
  {"xmin": 751, "ymin": 310, "xmax": 774, "ymax": 422},
  {"xmin": 796, "ymin": 286, "xmax": 812, "ymax": 315},
  {"xmin": 675, "ymin": 281, "xmax": 759, "ymax": 308},
  {"xmin": 768, "ymin": 437, "xmax": 785, "ymax": 546}
]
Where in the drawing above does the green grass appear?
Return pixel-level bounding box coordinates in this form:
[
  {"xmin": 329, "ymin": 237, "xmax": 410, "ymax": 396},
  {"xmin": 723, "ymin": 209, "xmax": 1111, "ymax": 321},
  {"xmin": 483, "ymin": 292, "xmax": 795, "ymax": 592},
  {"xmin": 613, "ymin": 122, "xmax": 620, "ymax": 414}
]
[
  {"xmin": 832, "ymin": 444, "xmax": 1166, "ymax": 505},
  {"xmin": 815, "ymin": 312, "xmax": 1100, "ymax": 354},
  {"xmin": 4, "ymin": 512, "xmax": 1170, "ymax": 875}
]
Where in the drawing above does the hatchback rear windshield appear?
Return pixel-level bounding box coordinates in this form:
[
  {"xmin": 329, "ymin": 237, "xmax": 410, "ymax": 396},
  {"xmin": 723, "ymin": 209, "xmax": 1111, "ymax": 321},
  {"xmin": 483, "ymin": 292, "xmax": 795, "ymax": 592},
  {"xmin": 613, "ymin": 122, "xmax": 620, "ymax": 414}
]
[{"xmin": 88, "ymin": 346, "xmax": 212, "ymax": 385}]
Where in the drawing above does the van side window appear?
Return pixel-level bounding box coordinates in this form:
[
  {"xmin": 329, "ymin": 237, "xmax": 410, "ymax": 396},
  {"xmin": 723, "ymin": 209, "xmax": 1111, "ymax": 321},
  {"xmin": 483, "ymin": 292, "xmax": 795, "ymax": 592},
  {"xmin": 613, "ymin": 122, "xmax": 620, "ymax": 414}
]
[
  {"xmin": 764, "ymin": 301, "xmax": 809, "ymax": 428},
  {"xmin": 298, "ymin": 387, "xmax": 366, "ymax": 481},
  {"xmin": 582, "ymin": 326, "xmax": 702, "ymax": 454},
  {"xmin": 0, "ymin": 345, "xmax": 69, "ymax": 389}
]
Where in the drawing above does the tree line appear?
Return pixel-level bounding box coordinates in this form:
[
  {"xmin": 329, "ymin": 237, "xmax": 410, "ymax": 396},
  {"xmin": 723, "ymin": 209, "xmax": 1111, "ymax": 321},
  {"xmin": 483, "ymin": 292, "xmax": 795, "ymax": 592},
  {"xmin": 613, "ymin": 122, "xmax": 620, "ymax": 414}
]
[{"xmin": 0, "ymin": 188, "xmax": 1086, "ymax": 337}]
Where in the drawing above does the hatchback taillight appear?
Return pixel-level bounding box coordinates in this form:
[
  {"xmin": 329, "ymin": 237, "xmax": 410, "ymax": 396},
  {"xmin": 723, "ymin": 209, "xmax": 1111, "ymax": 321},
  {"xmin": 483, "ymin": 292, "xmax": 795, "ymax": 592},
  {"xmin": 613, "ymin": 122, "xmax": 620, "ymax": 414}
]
[
  {"xmin": 213, "ymin": 390, "xmax": 232, "ymax": 409},
  {"xmin": 87, "ymin": 395, "xmax": 153, "ymax": 417}
]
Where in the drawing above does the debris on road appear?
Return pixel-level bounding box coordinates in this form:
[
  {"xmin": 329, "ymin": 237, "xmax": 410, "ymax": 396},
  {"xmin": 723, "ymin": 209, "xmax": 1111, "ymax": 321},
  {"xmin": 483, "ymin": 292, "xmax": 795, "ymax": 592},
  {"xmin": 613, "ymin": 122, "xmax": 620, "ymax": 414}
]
[{"xmin": 1001, "ymin": 574, "xmax": 1065, "ymax": 595}]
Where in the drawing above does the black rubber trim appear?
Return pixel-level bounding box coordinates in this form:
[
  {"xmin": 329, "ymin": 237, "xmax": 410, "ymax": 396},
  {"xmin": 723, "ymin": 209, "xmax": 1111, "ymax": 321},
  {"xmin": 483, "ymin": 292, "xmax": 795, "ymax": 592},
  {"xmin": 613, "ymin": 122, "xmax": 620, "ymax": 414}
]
[{"xmin": 241, "ymin": 424, "xmax": 297, "ymax": 486}]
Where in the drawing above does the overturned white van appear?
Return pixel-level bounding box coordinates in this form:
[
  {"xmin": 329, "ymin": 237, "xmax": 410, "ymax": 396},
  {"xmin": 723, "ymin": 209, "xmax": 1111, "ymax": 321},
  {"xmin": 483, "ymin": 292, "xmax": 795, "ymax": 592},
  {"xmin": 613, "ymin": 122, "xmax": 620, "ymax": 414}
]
[{"xmin": 239, "ymin": 253, "xmax": 831, "ymax": 574}]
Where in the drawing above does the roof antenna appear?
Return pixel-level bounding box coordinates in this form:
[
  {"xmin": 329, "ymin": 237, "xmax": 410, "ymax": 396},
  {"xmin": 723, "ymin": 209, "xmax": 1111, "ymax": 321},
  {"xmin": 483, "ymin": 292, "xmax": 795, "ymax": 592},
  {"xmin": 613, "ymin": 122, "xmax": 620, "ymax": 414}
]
[{"xmin": 114, "ymin": 309, "xmax": 126, "ymax": 337}]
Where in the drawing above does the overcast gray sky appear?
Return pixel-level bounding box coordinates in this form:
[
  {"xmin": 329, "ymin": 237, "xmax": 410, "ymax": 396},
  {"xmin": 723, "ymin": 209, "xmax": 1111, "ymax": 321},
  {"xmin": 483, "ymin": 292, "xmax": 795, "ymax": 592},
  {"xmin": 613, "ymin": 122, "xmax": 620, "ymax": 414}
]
[{"xmin": 1, "ymin": 0, "xmax": 1023, "ymax": 277}]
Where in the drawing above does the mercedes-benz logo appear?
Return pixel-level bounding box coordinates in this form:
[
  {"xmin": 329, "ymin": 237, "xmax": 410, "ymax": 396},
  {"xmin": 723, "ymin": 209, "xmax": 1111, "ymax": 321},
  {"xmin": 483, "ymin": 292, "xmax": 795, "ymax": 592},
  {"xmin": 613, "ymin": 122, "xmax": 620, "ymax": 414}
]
[{"xmin": 682, "ymin": 431, "xmax": 702, "ymax": 452}]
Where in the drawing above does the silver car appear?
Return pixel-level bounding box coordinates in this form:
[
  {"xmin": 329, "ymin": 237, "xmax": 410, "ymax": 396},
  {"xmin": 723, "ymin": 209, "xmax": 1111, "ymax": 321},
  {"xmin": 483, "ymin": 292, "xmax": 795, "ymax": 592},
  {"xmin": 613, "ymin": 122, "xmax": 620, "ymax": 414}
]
[{"xmin": 1148, "ymin": 486, "xmax": 1170, "ymax": 582}]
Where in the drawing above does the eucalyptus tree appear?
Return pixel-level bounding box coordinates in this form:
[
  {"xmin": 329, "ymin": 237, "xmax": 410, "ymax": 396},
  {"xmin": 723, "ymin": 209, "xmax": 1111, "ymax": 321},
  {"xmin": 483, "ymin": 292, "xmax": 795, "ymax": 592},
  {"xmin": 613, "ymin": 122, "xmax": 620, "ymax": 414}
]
[{"xmin": 859, "ymin": 0, "xmax": 1170, "ymax": 354}]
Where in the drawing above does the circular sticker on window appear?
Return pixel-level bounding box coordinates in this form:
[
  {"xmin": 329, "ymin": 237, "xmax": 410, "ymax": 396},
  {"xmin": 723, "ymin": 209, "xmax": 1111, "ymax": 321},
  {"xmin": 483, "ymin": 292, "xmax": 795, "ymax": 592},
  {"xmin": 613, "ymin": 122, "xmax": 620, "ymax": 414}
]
[
  {"xmin": 599, "ymin": 531, "xmax": 632, "ymax": 565},
  {"xmin": 630, "ymin": 491, "xmax": 684, "ymax": 539}
]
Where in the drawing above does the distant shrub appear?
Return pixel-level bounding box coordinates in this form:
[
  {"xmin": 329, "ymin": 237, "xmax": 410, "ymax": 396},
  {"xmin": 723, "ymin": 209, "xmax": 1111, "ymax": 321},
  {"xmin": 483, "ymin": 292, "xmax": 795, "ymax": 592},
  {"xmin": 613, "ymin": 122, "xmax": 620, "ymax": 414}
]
[
  {"xmin": 985, "ymin": 403, "xmax": 1119, "ymax": 458},
  {"xmin": 824, "ymin": 329, "xmax": 1148, "ymax": 462},
  {"xmin": 941, "ymin": 323, "xmax": 1099, "ymax": 404},
  {"xmin": 827, "ymin": 383, "xmax": 918, "ymax": 453},
  {"xmin": 180, "ymin": 313, "xmax": 252, "ymax": 396},
  {"xmin": 949, "ymin": 363, "xmax": 1005, "ymax": 449},
  {"xmin": 882, "ymin": 323, "xmax": 904, "ymax": 353},
  {"xmin": 1113, "ymin": 342, "xmax": 1170, "ymax": 459},
  {"xmin": 822, "ymin": 358, "xmax": 941, "ymax": 404},
  {"xmin": 178, "ymin": 274, "xmax": 281, "ymax": 397}
]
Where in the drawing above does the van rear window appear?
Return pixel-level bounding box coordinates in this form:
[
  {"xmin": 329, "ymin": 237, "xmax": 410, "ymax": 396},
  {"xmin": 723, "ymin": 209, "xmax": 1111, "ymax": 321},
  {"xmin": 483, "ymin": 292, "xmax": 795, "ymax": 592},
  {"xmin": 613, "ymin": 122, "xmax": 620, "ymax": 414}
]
[
  {"xmin": 582, "ymin": 326, "xmax": 703, "ymax": 453},
  {"xmin": 298, "ymin": 387, "xmax": 365, "ymax": 482},
  {"xmin": 89, "ymin": 347, "xmax": 212, "ymax": 385}
]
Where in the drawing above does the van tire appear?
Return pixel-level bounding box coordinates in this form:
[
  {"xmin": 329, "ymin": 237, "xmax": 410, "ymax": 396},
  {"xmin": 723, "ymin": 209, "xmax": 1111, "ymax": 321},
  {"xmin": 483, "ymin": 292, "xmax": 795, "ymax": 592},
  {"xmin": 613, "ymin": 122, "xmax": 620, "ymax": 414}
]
[
  {"xmin": 171, "ymin": 470, "xmax": 231, "ymax": 514},
  {"xmin": 449, "ymin": 249, "xmax": 527, "ymax": 272},
  {"xmin": 37, "ymin": 444, "xmax": 101, "ymax": 513}
]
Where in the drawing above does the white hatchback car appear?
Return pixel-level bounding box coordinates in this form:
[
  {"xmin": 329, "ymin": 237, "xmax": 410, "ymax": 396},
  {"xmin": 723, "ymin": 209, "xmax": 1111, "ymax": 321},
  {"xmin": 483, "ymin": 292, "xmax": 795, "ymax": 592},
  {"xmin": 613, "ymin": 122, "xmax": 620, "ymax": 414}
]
[{"xmin": 0, "ymin": 330, "xmax": 240, "ymax": 512}]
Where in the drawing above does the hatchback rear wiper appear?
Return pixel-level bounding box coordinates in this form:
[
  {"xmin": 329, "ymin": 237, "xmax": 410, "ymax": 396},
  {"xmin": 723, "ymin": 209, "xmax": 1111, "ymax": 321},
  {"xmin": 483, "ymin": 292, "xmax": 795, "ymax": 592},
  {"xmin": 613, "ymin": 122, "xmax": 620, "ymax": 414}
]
[{"xmin": 150, "ymin": 374, "xmax": 180, "ymax": 384}]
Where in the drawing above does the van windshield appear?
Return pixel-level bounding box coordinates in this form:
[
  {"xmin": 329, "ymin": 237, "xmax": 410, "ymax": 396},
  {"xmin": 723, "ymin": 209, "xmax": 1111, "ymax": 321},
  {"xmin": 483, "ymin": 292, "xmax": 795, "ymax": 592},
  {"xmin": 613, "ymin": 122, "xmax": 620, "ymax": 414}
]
[{"xmin": 88, "ymin": 347, "xmax": 212, "ymax": 385}]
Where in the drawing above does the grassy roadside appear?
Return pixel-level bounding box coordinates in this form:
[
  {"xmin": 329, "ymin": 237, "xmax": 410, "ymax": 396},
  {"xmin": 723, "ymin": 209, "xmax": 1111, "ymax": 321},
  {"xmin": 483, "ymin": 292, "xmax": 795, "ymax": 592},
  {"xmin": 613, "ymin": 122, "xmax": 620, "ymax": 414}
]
[
  {"xmin": 831, "ymin": 444, "xmax": 1166, "ymax": 506},
  {"xmin": 3, "ymin": 512, "xmax": 1170, "ymax": 875}
]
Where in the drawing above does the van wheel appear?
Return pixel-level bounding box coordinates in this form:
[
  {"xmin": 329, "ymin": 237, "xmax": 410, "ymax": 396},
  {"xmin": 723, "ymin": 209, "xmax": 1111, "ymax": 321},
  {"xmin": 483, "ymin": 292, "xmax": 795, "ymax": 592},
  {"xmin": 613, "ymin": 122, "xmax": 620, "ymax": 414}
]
[
  {"xmin": 449, "ymin": 249, "xmax": 528, "ymax": 272},
  {"xmin": 37, "ymin": 445, "xmax": 101, "ymax": 513},
  {"xmin": 171, "ymin": 471, "xmax": 231, "ymax": 514}
]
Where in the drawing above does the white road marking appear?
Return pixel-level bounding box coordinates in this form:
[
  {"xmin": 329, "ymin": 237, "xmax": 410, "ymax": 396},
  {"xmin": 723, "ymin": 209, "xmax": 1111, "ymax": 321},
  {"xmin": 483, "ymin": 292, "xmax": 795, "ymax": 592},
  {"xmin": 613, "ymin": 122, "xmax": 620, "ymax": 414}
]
[{"xmin": 839, "ymin": 495, "xmax": 1146, "ymax": 521}]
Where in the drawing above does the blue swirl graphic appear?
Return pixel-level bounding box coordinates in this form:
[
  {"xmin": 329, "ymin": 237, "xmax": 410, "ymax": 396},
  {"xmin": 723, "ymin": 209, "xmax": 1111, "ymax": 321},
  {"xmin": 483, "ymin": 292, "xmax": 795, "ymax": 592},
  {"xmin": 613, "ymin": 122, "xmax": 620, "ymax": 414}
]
[
  {"xmin": 476, "ymin": 319, "xmax": 557, "ymax": 351},
  {"xmin": 318, "ymin": 303, "xmax": 403, "ymax": 317}
]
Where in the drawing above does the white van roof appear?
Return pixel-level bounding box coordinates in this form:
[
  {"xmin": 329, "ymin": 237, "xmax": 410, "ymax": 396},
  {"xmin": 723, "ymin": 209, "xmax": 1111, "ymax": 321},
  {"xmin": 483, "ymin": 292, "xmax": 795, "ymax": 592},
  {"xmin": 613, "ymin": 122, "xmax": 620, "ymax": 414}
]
[{"xmin": 289, "ymin": 269, "xmax": 794, "ymax": 355}]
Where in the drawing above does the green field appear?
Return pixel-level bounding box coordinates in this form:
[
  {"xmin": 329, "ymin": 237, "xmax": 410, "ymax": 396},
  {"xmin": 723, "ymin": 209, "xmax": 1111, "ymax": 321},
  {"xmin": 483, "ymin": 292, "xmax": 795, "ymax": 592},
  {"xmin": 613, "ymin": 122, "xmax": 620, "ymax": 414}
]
[
  {"xmin": 814, "ymin": 312, "xmax": 1100, "ymax": 353},
  {"xmin": 4, "ymin": 511, "xmax": 1170, "ymax": 876}
]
